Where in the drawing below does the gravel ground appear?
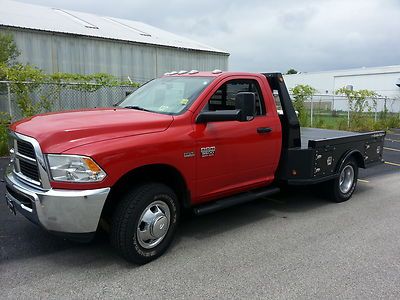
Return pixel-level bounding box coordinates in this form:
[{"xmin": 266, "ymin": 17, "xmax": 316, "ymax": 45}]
[{"xmin": 0, "ymin": 132, "xmax": 399, "ymax": 299}]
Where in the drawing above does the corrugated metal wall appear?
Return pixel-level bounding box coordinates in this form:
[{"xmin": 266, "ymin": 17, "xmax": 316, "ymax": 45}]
[{"xmin": 1, "ymin": 28, "xmax": 229, "ymax": 83}]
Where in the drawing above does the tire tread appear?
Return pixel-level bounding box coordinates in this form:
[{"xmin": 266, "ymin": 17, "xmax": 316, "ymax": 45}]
[{"xmin": 110, "ymin": 183, "xmax": 178, "ymax": 264}]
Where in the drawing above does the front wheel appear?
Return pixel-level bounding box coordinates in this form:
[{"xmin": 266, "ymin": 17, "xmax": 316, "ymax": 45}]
[
  {"xmin": 111, "ymin": 183, "xmax": 180, "ymax": 264},
  {"xmin": 329, "ymin": 157, "xmax": 358, "ymax": 203}
]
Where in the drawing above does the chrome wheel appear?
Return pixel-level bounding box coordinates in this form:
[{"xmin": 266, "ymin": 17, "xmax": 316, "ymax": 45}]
[
  {"xmin": 136, "ymin": 200, "xmax": 171, "ymax": 249},
  {"xmin": 339, "ymin": 165, "xmax": 354, "ymax": 194}
]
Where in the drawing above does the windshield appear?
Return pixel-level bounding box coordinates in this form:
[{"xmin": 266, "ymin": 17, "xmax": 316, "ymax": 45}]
[{"xmin": 119, "ymin": 76, "xmax": 214, "ymax": 114}]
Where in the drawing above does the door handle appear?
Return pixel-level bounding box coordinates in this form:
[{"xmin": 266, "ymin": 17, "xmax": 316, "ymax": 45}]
[{"xmin": 257, "ymin": 127, "xmax": 272, "ymax": 134}]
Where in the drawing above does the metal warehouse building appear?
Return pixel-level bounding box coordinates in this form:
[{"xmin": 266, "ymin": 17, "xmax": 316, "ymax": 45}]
[{"xmin": 0, "ymin": 0, "xmax": 229, "ymax": 83}]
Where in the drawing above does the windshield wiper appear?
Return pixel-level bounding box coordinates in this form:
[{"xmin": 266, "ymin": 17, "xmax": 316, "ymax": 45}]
[{"xmin": 123, "ymin": 105, "xmax": 152, "ymax": 112}]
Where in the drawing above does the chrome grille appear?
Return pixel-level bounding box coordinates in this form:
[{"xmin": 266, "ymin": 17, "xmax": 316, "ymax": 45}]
[
  {"xmin": 19, "ymin": 160, "xmax": 41, "ymax": 182},
  {"xmin": 17, "ymin": 140, "xmax": 36, "ymax": 159},
  {"xmin": 12, "ymin": 136, "xmax": 41, "ymax": 186},
  {"xmin": 9, "ymin": 132, "xmax": 51, "ymax": 190}
]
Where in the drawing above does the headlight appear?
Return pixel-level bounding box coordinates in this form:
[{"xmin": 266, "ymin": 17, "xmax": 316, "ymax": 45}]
[{"xmin": 47, "ymin": 154, "xmax": 106, "ymax": 183}]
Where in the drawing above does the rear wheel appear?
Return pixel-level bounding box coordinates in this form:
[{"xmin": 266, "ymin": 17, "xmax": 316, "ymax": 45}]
[
  {"xmin": 329, "ymin": 157, "xmax": 358, "ymax": 202},
  {"xmin": 111, "ymin": 183, "xmax": 179, "ymax": 264}
]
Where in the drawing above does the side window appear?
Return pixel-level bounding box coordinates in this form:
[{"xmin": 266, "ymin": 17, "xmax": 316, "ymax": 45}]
[
  {"xmin": 273, "ymin": 90, "xmax": 282, "ymax": 114},
  {"xmin": 206, "ymin": 79, "xmax": 265, "ymax": 115}
]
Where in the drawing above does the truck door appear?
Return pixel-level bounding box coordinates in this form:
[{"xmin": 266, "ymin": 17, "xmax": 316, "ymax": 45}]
[{"xmin": 193, "ymin": 77, "xmax": 281, "ymax": 203}]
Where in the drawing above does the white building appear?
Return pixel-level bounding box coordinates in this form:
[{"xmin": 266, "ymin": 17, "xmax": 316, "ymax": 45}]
[{"xmin": 284, "ymin": 65, "xmax": 400, "ymax": 112}]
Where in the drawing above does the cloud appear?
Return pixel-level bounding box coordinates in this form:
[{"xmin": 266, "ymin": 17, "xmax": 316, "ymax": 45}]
[{"xmin": 14, "ymin": 0, "xmax": 400, "ymax": 72}]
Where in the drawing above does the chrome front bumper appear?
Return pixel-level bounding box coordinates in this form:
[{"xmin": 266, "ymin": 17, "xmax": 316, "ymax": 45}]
[{"xmin": 4, "ymin": 164, "xmax": 110, "ymax": 235}]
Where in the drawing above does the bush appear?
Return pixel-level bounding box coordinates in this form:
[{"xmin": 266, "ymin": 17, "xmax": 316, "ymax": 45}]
[
  {"xmin": 0, "ymin": 112, "xmax": 11, "ymax": 156},
  {"xmin": 337, "ymin": 119, "xmax": 348, "ymax": 131},
  {"xmin": 315, "ymin": 118, "xmax": 325, "ymax": 128},
  {"xmin": 373, "ymin": 116, "xmax": 400, "ymax": 131},
  {"xmin": 335, "ymin": 87, "xmax": 378, "ymax": 131},
  {"xmin": 290, "ymin": 84, "xmax": 316, "ymax": 127},
  {"xmin": 0, "ymin": 33, "xmax": 140, "ymax": 155}
]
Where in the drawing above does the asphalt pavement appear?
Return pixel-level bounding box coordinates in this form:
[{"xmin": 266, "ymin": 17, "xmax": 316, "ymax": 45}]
[{"xmin": 0, "ymin": 131, "xmax": 399, "ymax": 299}]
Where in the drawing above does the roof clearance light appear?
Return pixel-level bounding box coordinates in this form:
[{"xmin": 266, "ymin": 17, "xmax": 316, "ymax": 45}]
[
  {"xmin": 178, "ymin": 70, "xmax": 188, "ymax": 75},
  {"xmin": 212, "ymin": 69, "xmax": 222, "ymax": 74},
  {"xmin": 188, "ymin": 70, "xmax": 199, "ymax": 74}
]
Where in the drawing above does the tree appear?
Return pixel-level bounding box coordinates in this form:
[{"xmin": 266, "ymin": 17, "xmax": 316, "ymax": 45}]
[
  {"xmin": 335, "ymin": 87, "xmax": 377, "ymax": 130},
  {"xmin": 290, "ymin": 84, "xmax": 317, "ymax": 126},
  {"xmin": 0, "ymin": 34, "xmax": 139, "ymax": 117},
  {"xmin": 0, "ymin": 33, "xmax": 20, "ymax": 66},
  {"xmin": 0, "ymin": 33, "xmax": 139, "ymax": 155},
  {"xmin": 286, "ymin": 68, "xmax": 298, "ymax": 75}
]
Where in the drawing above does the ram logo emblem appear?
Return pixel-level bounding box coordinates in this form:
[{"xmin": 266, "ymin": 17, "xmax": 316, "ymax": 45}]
[{"xmin": 200, "ymin": 146, "xmax": 216, "ymax": 157}]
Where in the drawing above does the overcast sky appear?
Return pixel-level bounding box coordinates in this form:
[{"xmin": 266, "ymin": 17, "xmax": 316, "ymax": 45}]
[{"xmin": 17, "ymin": 0, "xmax": 400, "ymax": 73}]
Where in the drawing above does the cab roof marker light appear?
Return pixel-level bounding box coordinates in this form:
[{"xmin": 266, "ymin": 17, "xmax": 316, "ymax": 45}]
[
  {"xmin": 212, "ymin": 69, "xmax": 223, "ymax": 74},
  {"xmin": 178, "ymin": 70, "xmax": 188, "ymax": 75},
  {"xmin": 188, "ymin": 70, "xmax": 199, "ymax": 74}
]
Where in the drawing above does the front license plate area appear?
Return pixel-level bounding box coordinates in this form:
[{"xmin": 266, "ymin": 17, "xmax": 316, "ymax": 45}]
[{"xmin": 5, "ymin": 193, "xmax": 16, "ymax": 215}]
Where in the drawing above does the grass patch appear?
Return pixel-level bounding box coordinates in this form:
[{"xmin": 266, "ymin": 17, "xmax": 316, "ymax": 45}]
[{"xmin": 311, "ymin": 112, "xmax": 400, "ymax": 132}]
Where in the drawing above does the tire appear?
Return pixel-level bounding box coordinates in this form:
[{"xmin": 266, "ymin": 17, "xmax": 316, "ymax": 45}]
[
  {"xmin": 329, "ymin": 157, "xmax": 358, "ymax": 203},
  {"xmin": 111, "ymin": 183, "xmax": 180, "ymax": 264}
]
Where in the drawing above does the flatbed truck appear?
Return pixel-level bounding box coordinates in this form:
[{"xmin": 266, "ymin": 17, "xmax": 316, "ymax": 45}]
[{"xmin": 5, "ymin": 71, "xmax": 385, "ymax": 264}]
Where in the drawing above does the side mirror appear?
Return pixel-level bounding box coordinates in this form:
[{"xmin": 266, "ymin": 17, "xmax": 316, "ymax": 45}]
[
  {"xmin": 235, "ymin": 92, "xmax": 256, "ymax": 121},
  {"xmin": 196, "ymin": 110, "xmax": 241, "ymax": 123},
  {"xmin": 195, "ymin": 92, "xmax": 256, "ymax": 124}
]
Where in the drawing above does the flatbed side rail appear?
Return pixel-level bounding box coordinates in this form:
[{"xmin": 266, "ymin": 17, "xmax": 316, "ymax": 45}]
[{"xmin": 308, "ymin": 131, "xmax": 386, "ymax": 148}]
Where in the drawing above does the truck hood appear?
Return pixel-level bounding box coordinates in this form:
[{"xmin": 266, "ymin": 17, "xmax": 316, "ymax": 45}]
[{"xmin": 11, "ymin": 108, "xmax": 174, "ymax": 153}]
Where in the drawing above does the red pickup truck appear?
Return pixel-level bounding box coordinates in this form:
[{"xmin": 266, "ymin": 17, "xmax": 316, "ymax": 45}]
[{"xmin": 4, "ymin": 71, "xmax": 385, "ymax": 264}]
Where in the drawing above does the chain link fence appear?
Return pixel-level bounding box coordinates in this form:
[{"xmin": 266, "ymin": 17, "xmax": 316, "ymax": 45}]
[
  {"xmin": 0, "ymin": 81, "xmax": 139, "ymax": 120},
  {"xmin": 281, "ymin": 94, "xmax": 400, "ymax": 129},
  {"xmin": 1, "ymin": 81, "xmax": 399, "ymax": 127}
]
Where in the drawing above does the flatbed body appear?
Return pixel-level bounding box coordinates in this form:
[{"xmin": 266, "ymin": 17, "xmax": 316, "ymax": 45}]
[
  {"xmin": 301, "ymin": 127, "xmax": 378, "ymax": 149},
  {"xmin": 279, "ymin": 127, "xmax": 385, "ymax": 184},
  {"xmin": 262, "ymin": 72, "xmax": 385, "ymax": 185}
]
